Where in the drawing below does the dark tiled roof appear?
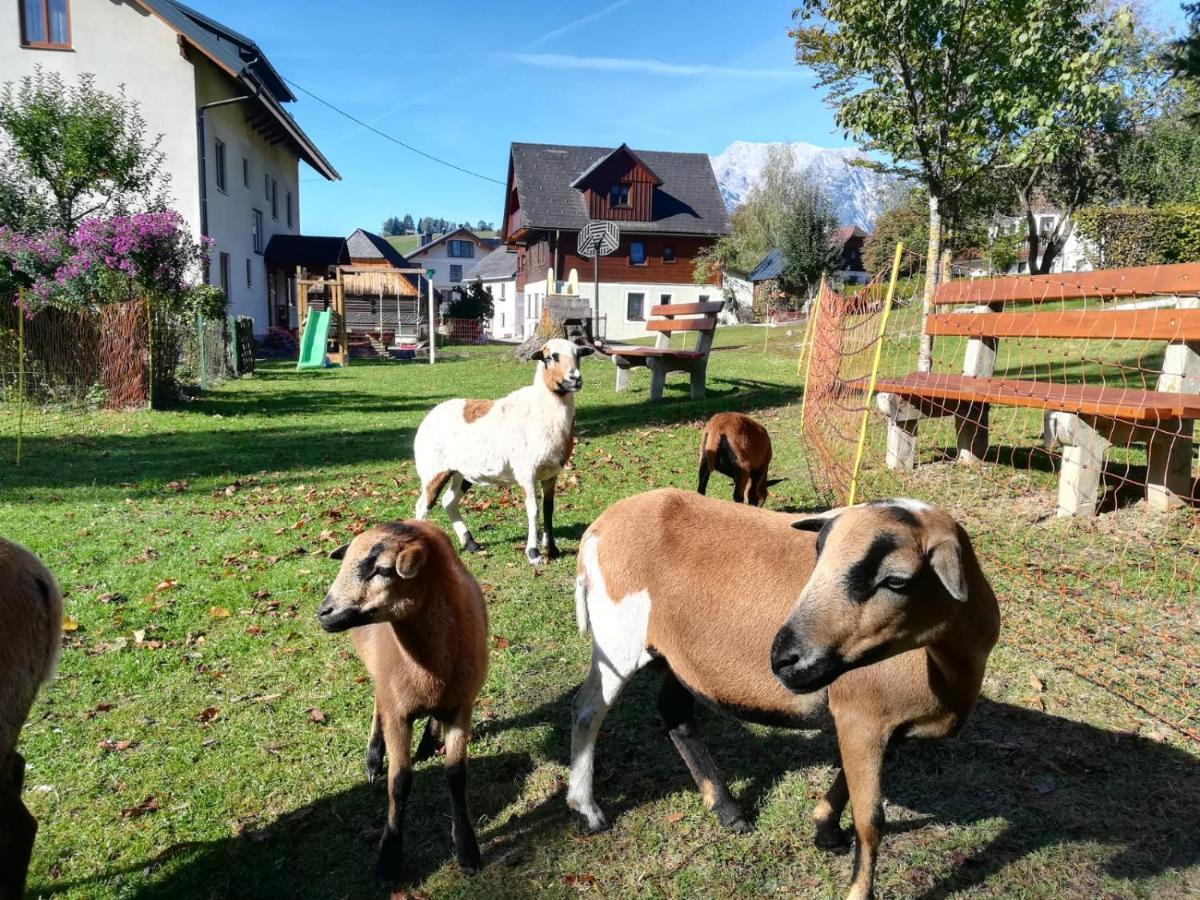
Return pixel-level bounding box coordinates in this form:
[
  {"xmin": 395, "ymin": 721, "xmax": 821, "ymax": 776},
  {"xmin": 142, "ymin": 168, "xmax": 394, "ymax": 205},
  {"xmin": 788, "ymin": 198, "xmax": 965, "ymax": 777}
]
[
  {"xmin": 509, "ymin": 142, "xmax": 731, "ymax": 236},
  {"xmin": 264, "ymin": 234, "xmax": 348, "ymax": 269},
  {"xmin": 140, "ymin": 0, "xmax": 338, "ymax": 181},
  {"xmin": 831, "ymin": 225, "xmax": 869, "ymax": 245},
  {"xmin": 748, "ymin": 248, "xmax": 783, "ymax": 282},
  {"xmin": 466, "ymin": 246, "xmax": 517, "ymax": 281}
]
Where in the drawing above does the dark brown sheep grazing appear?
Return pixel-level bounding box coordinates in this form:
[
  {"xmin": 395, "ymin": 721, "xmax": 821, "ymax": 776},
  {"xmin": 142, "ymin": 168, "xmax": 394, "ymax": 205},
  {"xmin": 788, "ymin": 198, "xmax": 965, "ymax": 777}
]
[
  {"xmin": 1, "ymin": 537, "xmax": 63, "ymax": 900},
  {"xmin": 697, "ymin": 412, "xmax": 773, "ymax": 505},
  {"xmin": 317, "ymin": 521, "xmax": 488, "ymax": 889}
]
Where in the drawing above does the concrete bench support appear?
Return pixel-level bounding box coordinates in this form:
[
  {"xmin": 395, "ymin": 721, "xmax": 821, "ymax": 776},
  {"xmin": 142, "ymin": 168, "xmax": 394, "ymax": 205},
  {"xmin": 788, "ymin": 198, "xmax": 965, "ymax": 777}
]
[
  {"xmin": 1047, "ymin": 413, "xmax": 1112, "ymax": 517},
  {"xmin": 878, "ymin": 392, "xmax": 922, "ymax": 470}
]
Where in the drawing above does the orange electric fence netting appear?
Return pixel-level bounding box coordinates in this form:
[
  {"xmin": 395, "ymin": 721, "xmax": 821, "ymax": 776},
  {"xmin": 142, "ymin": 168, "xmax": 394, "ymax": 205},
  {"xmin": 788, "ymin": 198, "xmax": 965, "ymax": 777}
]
[
  {"xmin": 0, "ymin": 295, "xmax": 233, "ymax": 464},
  {"xmin": 797, "ymin": 247, "xmax": 1199, "ymax": 743}
]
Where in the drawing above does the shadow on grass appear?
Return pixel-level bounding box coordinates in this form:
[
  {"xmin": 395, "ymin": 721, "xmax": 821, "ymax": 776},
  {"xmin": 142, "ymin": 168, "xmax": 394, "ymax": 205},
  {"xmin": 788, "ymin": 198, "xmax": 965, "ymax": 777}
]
[
  {"xmin": 37, "ymin": 751, "xmax": 537, "ymax": 900},
  {"xmin": 32, "ymin": 679, "xmax": 1198, "ymax": 899},
  {"xmin": 0, "ymin": 376, "xmax": 802, "ymax": 496}
]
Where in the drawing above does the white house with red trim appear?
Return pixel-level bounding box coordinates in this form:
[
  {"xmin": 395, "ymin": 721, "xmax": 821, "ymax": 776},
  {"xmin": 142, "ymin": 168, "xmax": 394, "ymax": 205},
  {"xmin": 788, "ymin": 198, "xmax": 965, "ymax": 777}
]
[{"xmin": 402, "ymin": 228, "xmax": 500, "ymax": 294}]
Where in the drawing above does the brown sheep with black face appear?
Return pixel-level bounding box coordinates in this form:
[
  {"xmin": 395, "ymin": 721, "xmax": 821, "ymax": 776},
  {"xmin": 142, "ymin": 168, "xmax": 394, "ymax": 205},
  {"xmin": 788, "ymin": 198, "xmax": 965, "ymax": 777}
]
[
  {"xmin": 697, "ymin": 412, "xmax": 773, "ymax": 506},
  {"xmin": 568, "ymin": 489, "xmax": 999, "ymax": 900},
  {"xmin": 1, "ymin": 537, "xmax": 63, "ymax": 900},
  {"xmin": 316, "ymin": 521, "xmax": 488, "ymax": 889}
]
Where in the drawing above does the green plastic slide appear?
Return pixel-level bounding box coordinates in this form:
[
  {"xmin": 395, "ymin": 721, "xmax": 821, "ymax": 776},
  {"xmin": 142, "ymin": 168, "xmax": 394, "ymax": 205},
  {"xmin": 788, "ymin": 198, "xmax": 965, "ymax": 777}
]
[{"xmin": 296, "ymin": 310, "xmax": 331, "ymax": 370}]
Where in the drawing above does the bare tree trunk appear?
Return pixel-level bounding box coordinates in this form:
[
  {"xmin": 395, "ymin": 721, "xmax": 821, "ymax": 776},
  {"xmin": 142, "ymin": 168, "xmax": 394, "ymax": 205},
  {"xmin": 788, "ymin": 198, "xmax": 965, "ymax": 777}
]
[
  {"xmin": 1036, "ymin": 216, "xmax": 1074, "ymax": 275},
  {"xmin": 1025, "ymin": 208, "xmax": 1041, "ymax": 274},
  {"xmin": 919, "ymin": 193, "xmax": 942, "ymax": 373}
]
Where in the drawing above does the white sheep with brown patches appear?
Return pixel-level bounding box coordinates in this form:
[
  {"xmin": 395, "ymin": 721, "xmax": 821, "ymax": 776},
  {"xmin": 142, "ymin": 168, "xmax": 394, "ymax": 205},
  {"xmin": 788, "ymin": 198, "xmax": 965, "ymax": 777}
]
[
  {"xmin": 1, "ymin": 537, "xmax": 63, "ymax": 900},
  {"xmin": 316, "ymin": 520, "xmax": 488, "ymax": 888},
  {"xmin": 413, "ymin": 337, "xmax": 594, "ymax": 564},
  {"xmin": 568, "ymin": 489, "xmax": 999, "ymax": 900}
]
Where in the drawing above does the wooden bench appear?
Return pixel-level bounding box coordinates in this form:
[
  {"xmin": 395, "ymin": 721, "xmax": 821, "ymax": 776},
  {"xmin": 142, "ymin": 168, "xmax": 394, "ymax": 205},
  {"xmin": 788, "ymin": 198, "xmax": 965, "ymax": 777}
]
[
  {"xmin": 611, "ymin": 301, "xmax": 723, "ymax": 401},
  {"xmin": 871, "ymin": 263, "xmax": 1200, "ymax": 516}
]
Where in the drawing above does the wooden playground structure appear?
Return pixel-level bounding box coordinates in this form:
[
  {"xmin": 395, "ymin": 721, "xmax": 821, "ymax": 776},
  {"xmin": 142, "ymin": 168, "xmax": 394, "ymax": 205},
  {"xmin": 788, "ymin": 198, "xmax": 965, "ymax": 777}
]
[{"xmin": 294, "ymin": 264, "xmax": 428, "ymax": 365}]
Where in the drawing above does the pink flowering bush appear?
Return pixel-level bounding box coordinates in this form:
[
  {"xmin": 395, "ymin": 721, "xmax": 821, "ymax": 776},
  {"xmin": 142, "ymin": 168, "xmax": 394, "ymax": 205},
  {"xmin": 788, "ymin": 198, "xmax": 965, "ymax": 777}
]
[{"xmin": 2, "ymin": 211, "xmax": 213, "ymax": 314}]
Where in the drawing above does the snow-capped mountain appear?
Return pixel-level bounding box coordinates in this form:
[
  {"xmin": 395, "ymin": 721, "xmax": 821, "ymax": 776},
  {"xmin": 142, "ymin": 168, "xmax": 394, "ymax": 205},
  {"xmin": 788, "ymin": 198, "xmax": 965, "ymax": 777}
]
[{"xmin": 710, "ymin": 141, "xmax": 895, "ymax": 231}]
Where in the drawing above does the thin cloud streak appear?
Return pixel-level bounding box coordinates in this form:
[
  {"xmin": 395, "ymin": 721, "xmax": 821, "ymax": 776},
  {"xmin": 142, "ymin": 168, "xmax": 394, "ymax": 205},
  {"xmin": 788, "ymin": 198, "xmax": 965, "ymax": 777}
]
[
  {"xmin": 527, "ymin": 0, "xmax": 637, "ymax": 49},
  {"xmin": 504, "ymin": 53, "xmax": 806, "ymax": 79}
]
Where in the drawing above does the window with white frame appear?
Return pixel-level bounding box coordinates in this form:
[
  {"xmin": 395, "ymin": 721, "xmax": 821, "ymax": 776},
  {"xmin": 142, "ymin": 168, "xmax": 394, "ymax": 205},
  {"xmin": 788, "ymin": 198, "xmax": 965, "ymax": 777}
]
[
  {"xmin": 270, "ymin": 178, "xmax": 278, "ymax": 220},
  {"xmin": 449, "ymin": 264, "xmax": 463, "ymax": 282},
  {"xmin": 627, "ymin": 291, "xmax": 645, "ymax": 321},
  {"xmin": 448, "ymin": 240, "xmax": 474, "ymax": 258},
  {"xmin": 252, "ymin": 209, "xmax": 263, "ymax": 254},
  {"xmin": 245, "ymin": 258, "xmax": 253, "ymax": 288}
]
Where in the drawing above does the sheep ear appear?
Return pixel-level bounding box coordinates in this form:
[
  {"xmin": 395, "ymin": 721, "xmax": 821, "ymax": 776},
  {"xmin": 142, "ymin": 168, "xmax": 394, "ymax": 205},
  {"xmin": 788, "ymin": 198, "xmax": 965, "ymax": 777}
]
[
  {"xmin": 574, "ymin": 343, "xmax": 595, "ymax": 357},
  {"xmin": 790, "ymin": 508, "xmax": 843, "ymax": 531},
  {"xmin": 395, "ymin": 542, "xmax": 427, "ymax": 579},
  {"xmin": 928, "ymin": 539, "xmax": 968, "ymax": 602},
  {"xmin": 330, "ymin": 543, "xmax": 350, "ymax": 561},
  {"xmin": 530, "ymin": 347, "xmax": 547, "ymax": 362}
]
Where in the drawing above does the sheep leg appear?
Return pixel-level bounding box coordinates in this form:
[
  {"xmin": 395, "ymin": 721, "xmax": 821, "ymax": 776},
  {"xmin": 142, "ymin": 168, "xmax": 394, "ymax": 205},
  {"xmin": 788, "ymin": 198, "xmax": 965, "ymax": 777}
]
[
  {"xmin": 838, "ymin": 723, "xmax": 889, "ymax": 900},
  {"xmin": 567, "ymin": 654, "xmax": 634, "ymax": 834},
  {"xmin": 521, "ymin": 480, "xmax": 542, "ymax": 565},
  {"xmin": 413, "ymin": 717, "xmax": 443, "ymax": 763},
  {"xmin": 441, "ymin": 474, "xmax": 481, "ymax": 553},
  {"xmin": 365, "ymin": 702, "xmax": 386, "ymax": 783},
  {"xmin": 732, "ymin": 472, "xmax": 750, "ymax": 504},
  {"xmin": 375, "ymin": 714, "xmax": 414, "ymax": 889},
  {"xmin": 440, "ymin": 708, "xmax": 481, "ymax": 873},
  {"xmin": 812, "ymin": 768, "xmax": 851, "ymax": 851},
  {"xmin": 750, "ymin": 467, "xmax": 769, "ymax": 507},
  {"xmin": 0, "ymin": 768, "xmax": 36, "ymax": 900},
  {"xmin": 540, "ymin": 475, "xmax": 560, "ymax": 559},
  {"xmin": 415, "ymin": 470, "xmax": 452, "ymax": 520},
  {"xmin": 658, "ymin": 668, "xmax": 749, "ymax": 832},
  {"xmin": 697, "ymin": 454, "xmax": 712, "ymax": 495}
]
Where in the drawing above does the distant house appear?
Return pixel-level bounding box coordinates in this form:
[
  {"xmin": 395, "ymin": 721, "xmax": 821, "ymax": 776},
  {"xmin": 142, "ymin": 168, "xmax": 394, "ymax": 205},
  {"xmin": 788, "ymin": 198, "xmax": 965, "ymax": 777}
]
[
  {"xmin": 1, "ymin": 0, "xmax": 340, "ymax": 334},
  {"xmin": 502, "ymin": 142, "xmax": 731, "ymax": 341},
  {"xmin": 403, "ymin": 227, "xmax": 500, "ymax": 293},
  {"xmin": 465, "ymin": 247, "xmax": 521, "ymax": 341},
  {"xmin": 953, "ymin": 210, "xmax": 1093, "ymax": 278},
  {"xmin": 746, "ymin": 226, "xmax": 870, "ymax": 310}
]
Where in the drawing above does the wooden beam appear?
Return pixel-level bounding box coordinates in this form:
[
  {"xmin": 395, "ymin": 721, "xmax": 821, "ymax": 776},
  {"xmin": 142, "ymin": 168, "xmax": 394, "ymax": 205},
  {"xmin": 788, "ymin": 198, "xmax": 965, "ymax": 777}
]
[
  {"xmin": 935, "ymin": 262, "xmax": 1200, "ymax": 306},
  {"xmin": 925, "ymin": 308, "xmax": 1200, "ymax": 341}
]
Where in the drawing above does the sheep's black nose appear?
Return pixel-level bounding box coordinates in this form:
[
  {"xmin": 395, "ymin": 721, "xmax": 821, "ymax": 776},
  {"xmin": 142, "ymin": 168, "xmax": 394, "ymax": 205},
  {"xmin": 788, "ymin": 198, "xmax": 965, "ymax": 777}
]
[{"xmin": 316, "ymin": 596, "xmax": 335, "ymax": 619}]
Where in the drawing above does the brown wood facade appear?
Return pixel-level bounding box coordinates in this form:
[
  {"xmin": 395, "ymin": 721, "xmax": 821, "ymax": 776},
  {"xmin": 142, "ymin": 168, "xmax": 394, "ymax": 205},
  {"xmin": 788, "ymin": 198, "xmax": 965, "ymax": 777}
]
[
  {"xmin": 516, "ymin": 232, "xmax": 720, "ymax": 290},
  {"xmin": 579, "ymin": 151, "xmax": 660, "ymax": 221}
]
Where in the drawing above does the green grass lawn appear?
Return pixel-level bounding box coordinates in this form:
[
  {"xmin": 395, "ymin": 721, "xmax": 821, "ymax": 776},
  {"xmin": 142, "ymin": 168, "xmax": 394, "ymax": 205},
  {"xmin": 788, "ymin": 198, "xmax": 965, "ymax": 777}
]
[{"xmin": 2, "ymin": 326, "xmax": 1197, "ymax": 899}]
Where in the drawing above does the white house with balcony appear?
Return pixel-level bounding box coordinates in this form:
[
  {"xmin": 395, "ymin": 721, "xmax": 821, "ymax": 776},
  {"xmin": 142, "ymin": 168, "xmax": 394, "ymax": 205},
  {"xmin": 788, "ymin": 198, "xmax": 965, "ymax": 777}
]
[
  {"xmin": 0, "ymin": 0, "xmax": 339, "ymax": 333},
  {"xmin": 403, "ymin": 227, "xmax": 499, "ymax": 293}
]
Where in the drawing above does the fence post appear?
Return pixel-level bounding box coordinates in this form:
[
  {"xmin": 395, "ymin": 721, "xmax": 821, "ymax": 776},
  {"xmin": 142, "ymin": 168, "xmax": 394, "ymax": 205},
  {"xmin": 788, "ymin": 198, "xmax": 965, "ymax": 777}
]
[
  {"xmin": 228, "ymin": 315, "xmax": 240, "ymax": 377},
  {"xmin": 847, "ymin": 242, "xmax": 904, "ymax": 506},
  {"xmin": 197, "ymin": 313, "xmax": 209, "ymax": 390},
  {"xmin": 146, "ymin": 295, "xmax": 155, "ymax": 410},
  {"xmin": 16, "ymin": 288, "xmax": 25, "ymax": 466}
]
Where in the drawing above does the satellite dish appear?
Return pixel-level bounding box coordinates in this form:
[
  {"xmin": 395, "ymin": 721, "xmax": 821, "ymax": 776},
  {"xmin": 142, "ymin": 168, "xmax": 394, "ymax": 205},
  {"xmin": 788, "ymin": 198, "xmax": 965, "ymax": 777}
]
[{"xmin": 577, "ymin": 221, "xmax": 620, "ymax": 258}]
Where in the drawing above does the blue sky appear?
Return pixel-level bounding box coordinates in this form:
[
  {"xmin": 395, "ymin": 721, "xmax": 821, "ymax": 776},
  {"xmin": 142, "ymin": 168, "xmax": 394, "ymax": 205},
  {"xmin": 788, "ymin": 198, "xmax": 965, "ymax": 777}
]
[{"xmin": 197, "ymin": 0, "xmax": 1189, "ymax": 237}]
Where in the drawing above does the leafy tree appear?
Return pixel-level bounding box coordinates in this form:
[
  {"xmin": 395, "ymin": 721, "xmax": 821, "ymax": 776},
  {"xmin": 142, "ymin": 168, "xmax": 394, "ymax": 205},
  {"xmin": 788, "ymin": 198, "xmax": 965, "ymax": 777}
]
[
  {"xmin": 863, "ymin": 189, "xmax": 928, "ymax": 274},
  {"xmin": 1170, "ymin": 3, "xmax": 1200, "ymax": 87},
  {"xmin": 793, "ymin": 0, "xmax": 1123, "ymax": 368},
  {"xmin": 401, "ymin": 213, "xmax": 415, "ymax": 233},
  {"xmin": 1117, "ymin": 97, "xmax": 1200, "ymax": 205},
  {"xmin": 0, "ymin": 68, "xmax": 169, "ymax": 232},
  {"xmin": 446, "ymin": 278, "xmax": 493, "ymax": 320},
  {"xmin": 779, "ymin": 184, "xmax": 840, "ymax": 293}
]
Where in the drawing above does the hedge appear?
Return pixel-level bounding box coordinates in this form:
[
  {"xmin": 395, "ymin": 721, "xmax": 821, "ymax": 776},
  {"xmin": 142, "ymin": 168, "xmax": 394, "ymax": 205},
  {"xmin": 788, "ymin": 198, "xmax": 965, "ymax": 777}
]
[{"xmin": 1073, "ymin": 205, "xmax": 1200, "ymax": 269}]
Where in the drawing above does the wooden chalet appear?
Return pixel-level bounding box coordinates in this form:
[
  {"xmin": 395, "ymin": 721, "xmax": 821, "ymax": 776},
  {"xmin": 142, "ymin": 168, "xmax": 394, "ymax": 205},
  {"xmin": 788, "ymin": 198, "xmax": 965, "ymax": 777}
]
[{"xmin": 502, "ymin": 142, "xmax": 731, "ymax": 340}]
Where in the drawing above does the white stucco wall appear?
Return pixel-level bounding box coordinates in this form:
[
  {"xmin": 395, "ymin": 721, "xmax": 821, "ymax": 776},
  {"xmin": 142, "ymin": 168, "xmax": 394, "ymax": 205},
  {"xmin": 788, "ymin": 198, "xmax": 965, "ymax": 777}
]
[
  {"xmin": 407, "ymin": 235, "xmax": 492, "ymax": 290},
  {"xmin": 522, "ymin": 281, "xmax": 722, "ymax": 342},
  {"xmin": 0, "ymin": 0, "xmax": 200, "ymax": 232},
  {"xmin": 483, "ymin": 278, "xmax": 522, "ymax": 341},
  {"xmin": 194, "ymin": 60, "xmax": 299, "ymax": 327}
]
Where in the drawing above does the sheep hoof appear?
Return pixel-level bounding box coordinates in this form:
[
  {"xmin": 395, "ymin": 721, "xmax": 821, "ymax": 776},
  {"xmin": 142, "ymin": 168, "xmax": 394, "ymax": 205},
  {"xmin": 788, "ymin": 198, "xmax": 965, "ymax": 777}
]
[
  {"xmin": 724, "ymin": 816, "xmax": 752, "ymax": 834},
  {"xmin": 462, "ymin": 536, "xmax": 483, "ymax": 554},
  {"xmin": 364, "ymin": 756, "xmax": 385, "ymax": 784},
  {"xmin": 542, "ymin": 542, "xmax": 561, "ymax": 559},
  {"xmin": 813, "ymin": 824, "xmax": 852, "ymax": 853},
  {"xmin": 525, "ymin": 548, "xmax": 543, "ymax": 565},
  {"xmin": 375, "ymin": 832, "xmax": 405, "ymax": 888},
  {"xmin": 575, "ymin": 811, "xmax": 611, "ymax": 835}
]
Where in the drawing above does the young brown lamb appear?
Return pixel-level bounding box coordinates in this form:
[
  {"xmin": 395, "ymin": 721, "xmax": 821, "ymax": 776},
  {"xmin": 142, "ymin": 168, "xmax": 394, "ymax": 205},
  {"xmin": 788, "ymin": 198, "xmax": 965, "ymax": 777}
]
[
  {"xmin": 697, "ymin": 412, "xmax": 773, "ymax": 506},
  {"xmin": 1, "ymin": 537, "xmax": 63, "ymax": 900},
  {"xmin": 316, "ymin": 521, "xmax": 488, "ymax": 888},
  {"xmin": 569, "ymin": 490, "xmax": 1000, "ymax": 900}
]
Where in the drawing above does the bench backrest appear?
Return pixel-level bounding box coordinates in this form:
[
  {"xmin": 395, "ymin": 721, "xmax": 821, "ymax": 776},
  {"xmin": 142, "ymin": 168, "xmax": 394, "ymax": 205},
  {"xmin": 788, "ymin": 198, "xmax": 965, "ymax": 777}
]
[
  {"xmin": 646, "ymin": 300, "xmax": 723, "ymax": 352},
  {"xmin": 928, "ymin": 265, "xmax": 1200, "ymax": 394}
]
